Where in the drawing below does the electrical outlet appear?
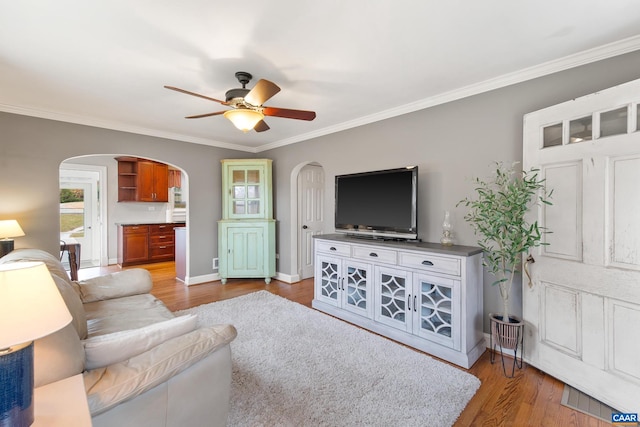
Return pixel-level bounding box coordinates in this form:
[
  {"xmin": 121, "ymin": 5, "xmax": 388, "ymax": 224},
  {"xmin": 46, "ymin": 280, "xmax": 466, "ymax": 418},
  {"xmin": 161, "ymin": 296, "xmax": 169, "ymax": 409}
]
[
  {"xmin": 148, "ymin": 206, "xmax": 155, "ymax": 211},
  {"xmin": 212, "ymin": 258, "xmax": 219, "ymax": 269}
]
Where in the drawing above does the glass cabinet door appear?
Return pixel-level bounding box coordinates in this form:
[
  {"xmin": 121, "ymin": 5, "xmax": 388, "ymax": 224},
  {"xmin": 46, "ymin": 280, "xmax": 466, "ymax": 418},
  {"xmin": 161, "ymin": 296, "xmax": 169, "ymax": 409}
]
[
  {"xmin": 374, "ymin": 266, "xmax": 411, "ymax": 332},
  {"xmin": 343, "ymin": 261, "xmax": 372, "ymax": 318},
  {"xmin": 413, "ymin": 273, "xmax": 460, "ymax": 349},
  {"xmin": 315, "ymin": 255, "xmax": 340, "ymax": 306},
  {"xmin": 228, "ymin": 166, "xmax": 264, "ymax": 218}
]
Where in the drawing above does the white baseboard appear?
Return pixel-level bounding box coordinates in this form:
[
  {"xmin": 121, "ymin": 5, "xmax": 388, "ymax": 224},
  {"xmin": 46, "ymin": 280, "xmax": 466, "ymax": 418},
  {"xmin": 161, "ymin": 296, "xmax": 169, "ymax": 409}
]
[
  {"xmin": 483, "ymin": 332, "xmax": 524, "ymax": 361},
  {"xmin": 185, "ymin": 273, "xmax": 220, "ymax": 286},
  {"xmin": 275, "ymin": 272, "xmax": 299, "ymax": 284}
]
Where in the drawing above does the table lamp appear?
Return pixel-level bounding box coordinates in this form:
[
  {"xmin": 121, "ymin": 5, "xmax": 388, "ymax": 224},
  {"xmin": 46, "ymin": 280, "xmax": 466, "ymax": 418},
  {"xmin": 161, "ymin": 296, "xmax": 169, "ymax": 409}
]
[
  {"xmin": 0, "ymin": 220, "xmax": 25, "ymax": 258},
  {"xmin": 0, "ymin": 262, "xmax": 72, "ymax": 426}
]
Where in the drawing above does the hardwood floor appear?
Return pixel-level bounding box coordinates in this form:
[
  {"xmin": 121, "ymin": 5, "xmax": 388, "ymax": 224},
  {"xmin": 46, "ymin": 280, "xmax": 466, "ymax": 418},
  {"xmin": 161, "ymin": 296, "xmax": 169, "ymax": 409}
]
[{"xmin": 78, "ymin": 262, "xmax": 609, "ymax": 427}]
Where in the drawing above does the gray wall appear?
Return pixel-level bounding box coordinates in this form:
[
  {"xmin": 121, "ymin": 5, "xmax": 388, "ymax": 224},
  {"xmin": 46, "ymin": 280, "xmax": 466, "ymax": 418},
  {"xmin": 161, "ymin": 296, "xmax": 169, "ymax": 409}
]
[
  {"xmin": 2, "ymin": 49, "xmax": 640, "ymax": 330},
  {"xmin": 262, "ymin": 49, "xmax": 640, "ymax": 330},
  {"xmin": 0, "ymin": 114, "xmax": 244, "ymax": 277}
]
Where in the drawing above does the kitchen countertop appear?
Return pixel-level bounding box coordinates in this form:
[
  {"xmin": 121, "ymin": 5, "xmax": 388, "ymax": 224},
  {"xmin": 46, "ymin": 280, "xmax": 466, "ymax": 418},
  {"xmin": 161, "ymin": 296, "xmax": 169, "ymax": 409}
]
[{"xmin": 116, "ymin": 221, "xmax": 186, "ymax": 226}]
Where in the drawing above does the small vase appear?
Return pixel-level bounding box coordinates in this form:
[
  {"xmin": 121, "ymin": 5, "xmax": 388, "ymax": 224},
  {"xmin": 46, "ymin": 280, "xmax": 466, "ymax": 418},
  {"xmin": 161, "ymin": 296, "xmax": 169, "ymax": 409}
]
[{"xmin": 440, "ymin": 211, "xmax": 454, "ymax": 246}]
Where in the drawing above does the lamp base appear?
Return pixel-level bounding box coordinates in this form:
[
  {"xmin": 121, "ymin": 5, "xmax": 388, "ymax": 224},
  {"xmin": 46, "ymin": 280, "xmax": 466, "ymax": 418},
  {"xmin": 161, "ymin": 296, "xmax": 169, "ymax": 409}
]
[
  {"xmin": 0, "ymin": 342, "xmax": 34, "ymax": 427},
  {"xmin": 0, "ymin": 240, "xmax": 14, "ymax": 259}
]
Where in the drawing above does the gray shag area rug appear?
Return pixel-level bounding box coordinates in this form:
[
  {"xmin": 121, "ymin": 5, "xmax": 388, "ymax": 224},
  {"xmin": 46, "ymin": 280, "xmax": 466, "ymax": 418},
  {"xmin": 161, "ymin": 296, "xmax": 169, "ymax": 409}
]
[{"xmin": 178, "ymin": 290, "xmax": 480, "ymax": 426}]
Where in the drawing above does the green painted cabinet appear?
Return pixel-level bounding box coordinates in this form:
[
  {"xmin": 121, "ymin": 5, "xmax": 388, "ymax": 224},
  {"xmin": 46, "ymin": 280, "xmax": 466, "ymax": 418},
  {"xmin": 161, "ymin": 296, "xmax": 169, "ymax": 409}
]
[{"xmin": 218, "ymin": 159, "xmax": 276, "ymax": 284}]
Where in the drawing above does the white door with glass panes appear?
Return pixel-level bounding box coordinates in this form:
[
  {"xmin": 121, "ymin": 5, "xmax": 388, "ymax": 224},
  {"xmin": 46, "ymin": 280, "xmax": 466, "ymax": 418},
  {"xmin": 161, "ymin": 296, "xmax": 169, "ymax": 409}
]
[{"xmin": 523, "ymin": 78, "xmax": 640, "ymax": 413}]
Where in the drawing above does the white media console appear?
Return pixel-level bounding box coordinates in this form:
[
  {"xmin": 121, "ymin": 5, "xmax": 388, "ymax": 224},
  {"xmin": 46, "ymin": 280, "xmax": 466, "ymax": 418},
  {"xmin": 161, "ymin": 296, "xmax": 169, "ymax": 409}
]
[{"xmin": 312, "ymin": 234, "xmax": 484, "ymax": 369}]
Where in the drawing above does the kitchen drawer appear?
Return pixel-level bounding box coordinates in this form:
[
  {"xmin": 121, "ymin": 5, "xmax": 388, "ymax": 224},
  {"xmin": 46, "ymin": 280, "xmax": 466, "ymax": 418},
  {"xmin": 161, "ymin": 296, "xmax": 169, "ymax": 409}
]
[
  {"xmin": 123, "ymin": 225, "xmax": 149, "ymax": 234},
  {"xmin": 150, "ymin": 245, "xmax": 174, "ymax": 259},
  {"xmin": 150, "ymin": 234, "xmax": 174, "ymax": 246},
  {"xmin": 352, "ymin": 245, "xmax": 397, "ymax": 264},
  {"xmin": 150, "ymin": 224, "xmax": 173, "ymax": 234},
  {"xmin": 398, "ymin": 251, "xmax": 461, "ymax": 276},
  {"xmin": 315, "ymin": 240, "xmax": 351, "ymax": 256}
]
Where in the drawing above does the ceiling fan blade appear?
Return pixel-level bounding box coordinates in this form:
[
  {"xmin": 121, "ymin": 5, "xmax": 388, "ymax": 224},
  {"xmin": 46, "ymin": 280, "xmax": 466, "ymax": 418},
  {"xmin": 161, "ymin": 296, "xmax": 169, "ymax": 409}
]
[
  {"xmin": 245, "ymin": 79, "xmax": 281, "ymax": 106},
  {"xmin": 254, "ymin": 120, "xmax": 270, "ymax": 132},
  {"xmin": 262, "ymin": 106, "xmax": 316, "ymax": 121},
  {"xmin": 164, "ymin": 85, "xmax": 226, "ymax": 104},
  {"xmin": 185, "ymin": 111, "xmax": 226, "ymax": 119}
]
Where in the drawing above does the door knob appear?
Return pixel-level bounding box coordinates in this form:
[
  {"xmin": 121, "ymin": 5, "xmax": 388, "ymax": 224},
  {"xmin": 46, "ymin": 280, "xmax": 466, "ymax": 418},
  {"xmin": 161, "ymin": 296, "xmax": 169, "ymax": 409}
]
[{"xmin": 302, "ymin": 225, "xmax": 308, "ymax": 229}]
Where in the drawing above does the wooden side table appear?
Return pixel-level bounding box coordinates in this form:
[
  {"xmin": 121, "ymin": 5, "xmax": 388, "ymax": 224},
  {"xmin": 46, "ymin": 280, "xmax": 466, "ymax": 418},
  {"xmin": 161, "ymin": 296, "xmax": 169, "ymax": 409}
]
[{"xmin": 33, "ymin": 374, "xmax": 91, "ymax": 426}]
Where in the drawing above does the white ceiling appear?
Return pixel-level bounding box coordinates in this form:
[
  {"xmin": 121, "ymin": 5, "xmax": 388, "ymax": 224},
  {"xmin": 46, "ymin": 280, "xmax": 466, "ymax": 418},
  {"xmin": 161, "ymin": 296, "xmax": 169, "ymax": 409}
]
[{"xmin": 2, "ymin": 1, "xmax": 640, "ymax": 153}]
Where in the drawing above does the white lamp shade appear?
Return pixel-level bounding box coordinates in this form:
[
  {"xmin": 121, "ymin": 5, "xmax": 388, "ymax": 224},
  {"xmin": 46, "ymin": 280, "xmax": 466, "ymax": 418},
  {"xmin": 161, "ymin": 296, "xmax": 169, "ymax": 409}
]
[
  {"xmin": 0, "ymin": 262, "xmax": 72, "ymax": 349},
  {"xmin": 0, "ymin": 220, "xmax": 25, "ymax": 240},
  {"xmin": 223, "ymin": 109, "xmax": 264, "ymax": 132}
]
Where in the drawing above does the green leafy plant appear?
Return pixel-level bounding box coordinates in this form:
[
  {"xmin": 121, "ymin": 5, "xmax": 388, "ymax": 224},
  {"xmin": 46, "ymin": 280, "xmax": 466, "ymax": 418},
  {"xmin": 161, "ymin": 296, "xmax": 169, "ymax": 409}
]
[{"xmin": 458, "ymin": 162, "xmax": 552, "ymax": 322}]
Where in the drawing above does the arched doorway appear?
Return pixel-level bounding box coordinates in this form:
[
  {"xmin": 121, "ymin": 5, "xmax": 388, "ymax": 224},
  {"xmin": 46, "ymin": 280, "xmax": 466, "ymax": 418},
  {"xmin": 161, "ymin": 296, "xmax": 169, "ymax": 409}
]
[{"xmin": 290, "ymin": 162, "xmax": 325, "ymax": 281}]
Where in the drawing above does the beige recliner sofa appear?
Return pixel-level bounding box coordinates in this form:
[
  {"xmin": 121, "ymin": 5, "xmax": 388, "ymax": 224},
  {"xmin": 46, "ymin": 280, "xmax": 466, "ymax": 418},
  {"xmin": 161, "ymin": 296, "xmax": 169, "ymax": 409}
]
[{"xmin": 0, "ymin": 249, "xmax": 237, "ymax": 427}]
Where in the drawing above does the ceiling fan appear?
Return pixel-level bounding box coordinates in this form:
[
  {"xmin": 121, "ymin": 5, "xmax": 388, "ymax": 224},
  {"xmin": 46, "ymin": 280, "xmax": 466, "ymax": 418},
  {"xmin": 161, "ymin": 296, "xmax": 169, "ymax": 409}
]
[{"xmin": 165, "ymin": 71, "xmax": 316, "ymax": 132}]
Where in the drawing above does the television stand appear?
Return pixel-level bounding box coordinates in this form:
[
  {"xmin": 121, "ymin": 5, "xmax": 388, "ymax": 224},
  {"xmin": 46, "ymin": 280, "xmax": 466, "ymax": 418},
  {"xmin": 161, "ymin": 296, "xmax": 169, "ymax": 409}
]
[{"xmin": 312, "ymin": 234, "xmax": 484, "ymax": 369}]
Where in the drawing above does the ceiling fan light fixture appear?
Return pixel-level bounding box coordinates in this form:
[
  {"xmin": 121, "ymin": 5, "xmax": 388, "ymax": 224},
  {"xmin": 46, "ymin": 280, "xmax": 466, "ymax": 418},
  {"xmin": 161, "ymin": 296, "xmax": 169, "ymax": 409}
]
[{"xmin": 223, "ymin": 109, "xmax": 264, "ymax": 132}]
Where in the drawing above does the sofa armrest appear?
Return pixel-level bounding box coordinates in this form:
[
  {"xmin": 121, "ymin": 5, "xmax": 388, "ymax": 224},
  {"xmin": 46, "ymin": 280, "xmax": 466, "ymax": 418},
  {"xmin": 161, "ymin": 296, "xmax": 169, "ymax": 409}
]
[
  {"xmin": 73, "ymin": 269, "xmax": 153, "ymax": 303},
  {"xmin": 84, "ymin": 324, "xmax": 237, "ymax": 416}
]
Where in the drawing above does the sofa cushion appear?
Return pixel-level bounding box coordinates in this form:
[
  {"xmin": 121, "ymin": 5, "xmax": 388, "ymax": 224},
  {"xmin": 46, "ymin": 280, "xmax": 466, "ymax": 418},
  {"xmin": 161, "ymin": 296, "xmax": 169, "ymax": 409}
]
[
  {"xmin": 0, "ymin": 248, "xmax": 71, "ymax": 283},
  {"xmin": 51, "ymin": 274, "xmax": 88, "ymax": 339},
  {"xmin": 73, "ymin": 269, "xmax": 153, "ymax": 303},
  {"xmin": 83, "ymin": 314, "xmax": 198, "ymax": 370},
  {"xmin": 34, "ymin": 322, "xmax": 85, "ymax": 388},
  {"xmin": 84, "ymin": 293, "xmax": 175, "ymax": 337},
  {"xmin": 84, "ymin": 324, "xmax": 238, "ymax": 416}
]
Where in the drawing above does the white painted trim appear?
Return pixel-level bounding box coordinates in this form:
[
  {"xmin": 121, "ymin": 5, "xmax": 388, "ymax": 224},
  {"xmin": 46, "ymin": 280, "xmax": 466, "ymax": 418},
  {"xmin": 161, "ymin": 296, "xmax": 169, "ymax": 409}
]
[
  {"xmin": 3, "ymin": 36, "xmax": 640, "ymax": 154},
  {"xmin": 483, "ymin": 332, "xmax": 524, "ymax": 361},
  {"xmin": 59, "ymin": 163, "xmax": 108, "ymax": 267},
  {"xmin": 275, "ymin": 272, "xmax": 299, "ymax": 284},
  {"xmin": 0, "ymin": 103, "xmax": 254, "ymax": 153},
  {"xmin": 185, "ymin": 273, "xmax": 220, "ymax": 286},
  {"xmin": 255, "ymin": 35, "xmax": 640, "ymax": 152}
]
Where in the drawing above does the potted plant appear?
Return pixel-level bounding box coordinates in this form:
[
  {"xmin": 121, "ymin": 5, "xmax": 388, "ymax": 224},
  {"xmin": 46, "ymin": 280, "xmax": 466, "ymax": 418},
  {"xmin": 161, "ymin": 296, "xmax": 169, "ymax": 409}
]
[{"xmin": 458, "ymin": 162, "xmax": 552, "ymax": 375}]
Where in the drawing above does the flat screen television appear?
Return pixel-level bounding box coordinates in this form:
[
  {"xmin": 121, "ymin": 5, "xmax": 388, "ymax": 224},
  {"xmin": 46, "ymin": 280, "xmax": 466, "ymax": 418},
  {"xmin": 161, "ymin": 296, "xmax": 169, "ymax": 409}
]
[{"xmin": 334, "ymin": 166, "xmax": 418, "ymax": 240}]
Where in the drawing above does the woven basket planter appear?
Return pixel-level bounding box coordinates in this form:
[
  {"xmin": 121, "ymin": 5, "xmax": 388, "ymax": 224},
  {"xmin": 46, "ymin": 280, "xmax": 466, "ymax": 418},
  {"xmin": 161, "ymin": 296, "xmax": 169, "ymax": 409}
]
[{"xmin": 490, "ymin": 313, "xmax": 523, "ymax": 350}]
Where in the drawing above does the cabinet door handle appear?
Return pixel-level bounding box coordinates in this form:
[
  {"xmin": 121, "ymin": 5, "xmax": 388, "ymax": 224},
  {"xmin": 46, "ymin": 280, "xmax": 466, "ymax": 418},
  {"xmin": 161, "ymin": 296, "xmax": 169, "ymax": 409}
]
[
  {"xmin": 414, "ymin": 295, "xmax": 417, "ymax": 312},
  {"xmin": 159, "ymin": 246, "xmax": 166, "ymax": 249},
  {"xmin": 341, "ymin": 277, "xmax": 345, "ymax": 291},
  {"xmin": 407, "ymin": 294, "xmax": 411, "ymax": 311},
  {"xmin": 422, "ymin": 260, "xmax": 434, "ymax": 266},
  {"xmin": 329, "ymin": 247, "xmax": 337, "ymax": 251},
  {"xmin": 369, "ymin": 252, "xmax": 378, "ymax": 257}
]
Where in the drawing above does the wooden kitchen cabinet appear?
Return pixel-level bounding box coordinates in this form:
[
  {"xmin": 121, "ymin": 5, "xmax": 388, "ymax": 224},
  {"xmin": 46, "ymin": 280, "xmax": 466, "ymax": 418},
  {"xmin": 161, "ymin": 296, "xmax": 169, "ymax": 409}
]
[
  {"xmin": 117, "ymin": 223, "xmax": 178, "ymax": 266},
  {"xmin": 117, "ymin": 225, "xmax": 149, "ymax": 266},
  {"xmin": 116, "ymin": 157, "xmax": 169, "ymax": 202},
  {"xmin": 149, "ymin": 224, "xmax": 175, "ymax": 261}
]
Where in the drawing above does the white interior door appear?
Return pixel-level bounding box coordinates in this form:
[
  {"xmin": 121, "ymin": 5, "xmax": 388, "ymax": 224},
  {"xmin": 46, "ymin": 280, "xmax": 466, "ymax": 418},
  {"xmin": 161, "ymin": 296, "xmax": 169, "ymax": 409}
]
[
  {"xmin": 298, "ymin": 164, "xmax": 324, "ymax": 279},
  {"xmin": 60, "ymin": 169, "xmax": 101, "ymax": 267},
  {"xmin": 523, "ymin": 78, "xmax": 640, "ymax": 413}
]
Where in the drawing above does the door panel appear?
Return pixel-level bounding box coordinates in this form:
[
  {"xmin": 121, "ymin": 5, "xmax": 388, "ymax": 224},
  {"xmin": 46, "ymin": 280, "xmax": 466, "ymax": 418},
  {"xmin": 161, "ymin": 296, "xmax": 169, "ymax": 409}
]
[
  {"xmin": 523, "ymin": 78, "xmax": 640, "ymax": 412},
  {"xmin": 541, "ymin": 162, "xmax": 582, "ymax": 260},
  {"xmin": 609, "ymin": 155, "xmax": 640, "ymax": 269}
]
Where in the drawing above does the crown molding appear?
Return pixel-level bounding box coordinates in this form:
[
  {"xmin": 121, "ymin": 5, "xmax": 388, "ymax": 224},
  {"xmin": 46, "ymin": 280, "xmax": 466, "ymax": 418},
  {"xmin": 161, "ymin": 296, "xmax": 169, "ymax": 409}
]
[
  {"xmin": 3, "ymin": 35, "xmax": 640, "ymax": 155},
  {"xmin": 257, "ymin": 34, "xmax": 640, "ymax": 152},
  {"xmin": 0, "ymin": 104, "xmax": 256, "ymax": 153}
]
